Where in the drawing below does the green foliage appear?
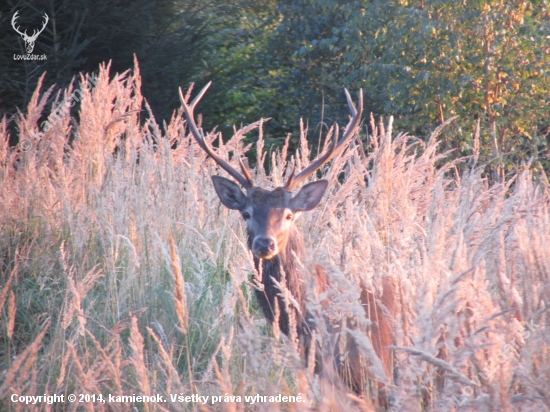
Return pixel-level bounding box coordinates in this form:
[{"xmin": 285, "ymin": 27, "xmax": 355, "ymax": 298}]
[
  {"xmin": 264, "ymin": 0, "xmax": 550, "ymax": 174},
  {"xmin": 196, "ymin": 0, "xmax": 299, "ymax": 147}
]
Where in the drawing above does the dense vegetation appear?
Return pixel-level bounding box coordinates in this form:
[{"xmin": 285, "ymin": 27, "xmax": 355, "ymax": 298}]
[
  {"xmin": 1, "ymin": 62, "xmax": 549, "ymax": 411},
  {"xmin": 1, "ymin": 0, "xmax": 549, "ymax": 176},
  {"xmin": 1, "ymin": 2, "xmax": 550, "ymax": 410}
]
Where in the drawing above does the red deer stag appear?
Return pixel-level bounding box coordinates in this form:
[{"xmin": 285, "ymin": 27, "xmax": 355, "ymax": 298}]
[{"xmin": 178, "ymin": 83, "xmax": 395, "ymax": 403}]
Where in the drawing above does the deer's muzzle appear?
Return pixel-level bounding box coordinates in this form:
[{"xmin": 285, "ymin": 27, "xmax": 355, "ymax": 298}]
[{"xmin": 252, "ymin": 236, "xmax": 277, "ymax": 259}]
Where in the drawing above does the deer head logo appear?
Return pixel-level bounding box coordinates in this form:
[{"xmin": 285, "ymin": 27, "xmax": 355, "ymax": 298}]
[{"xmin": 12, "ymin": 11, "xmax": 49, "ymax": 54}]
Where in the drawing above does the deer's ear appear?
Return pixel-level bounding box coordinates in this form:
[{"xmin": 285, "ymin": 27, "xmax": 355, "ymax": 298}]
[
  {"xmin": 211, "ymin": 176, "xmax": 248, "ymax": 210},
  {"xmin": 290, "ymin": 180, "xmax": 328, "ymax": 212}
]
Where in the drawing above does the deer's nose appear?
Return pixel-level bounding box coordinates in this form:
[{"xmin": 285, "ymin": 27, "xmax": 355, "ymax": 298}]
[{"xmin": 252, "ymin": 237, "xmax": 277, "ymax": 258}]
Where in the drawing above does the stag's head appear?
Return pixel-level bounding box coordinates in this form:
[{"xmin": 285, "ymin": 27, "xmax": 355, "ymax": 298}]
[
  {"xmin": 211, "ymin": 177, "xmax": 328, "ymax": 259},
  {"xmin": 179, "ymin": 83, "xmax": 363, "ymax": 260},
  {"xmin": 12, "ymin": 11, "xmax": 49, "ymax": 54}
]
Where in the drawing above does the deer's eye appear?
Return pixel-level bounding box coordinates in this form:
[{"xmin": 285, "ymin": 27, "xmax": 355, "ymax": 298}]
[
  {"xmin": 242, "ymin": 212, "xmax": 251, "ymax": 220},
  {"xmin": 285, "ymin": 213, "xmax": 293, "ymax": 221}
]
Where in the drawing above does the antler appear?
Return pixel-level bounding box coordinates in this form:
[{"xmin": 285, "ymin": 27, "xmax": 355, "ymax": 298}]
[
  {"xmin": 11, "ymin": 11, "xmax": 49, "ymax": 40},
  {"xmin": 284, "ymin": 89, "xmax": 363, "ymax": 191},
  {"xmin": 32, "ymin": 13, "xmax": 49, "ymax": 40},
  {"xmin": 179, "ymin": 82, "xmax": 253, "ymax": 189},
  {"xmin": 11, "ymin": 11, "xmax": 26, "ymax": 37}
]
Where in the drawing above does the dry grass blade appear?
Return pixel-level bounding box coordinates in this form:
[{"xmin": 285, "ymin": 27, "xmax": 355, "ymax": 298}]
[
  {"xmin": 0, "ymin": 261, "xmax": 17, "ymax": 311},
  {"xmin": 7, "ymin": 291, "xmax": 16, "ymax": 340},
  {"xmin": 0, "ymin": 321, "xmax": 50, "ymax": 398},
  {"xmin": 169, "ymin": 233, "xmax": 188, "ymax": 334},
  {"xmin": 389, "ymin": 346, "xmax": 472, "ymax": 385},
  {"xmin": 129, "ymin": 314, "xmax": 151, "ymax": 412}
]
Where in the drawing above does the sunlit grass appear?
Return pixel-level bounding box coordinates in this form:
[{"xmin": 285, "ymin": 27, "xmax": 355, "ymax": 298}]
[{"xmin": 0, "ymin": 60, "xmax": 548, "ymax": 411}]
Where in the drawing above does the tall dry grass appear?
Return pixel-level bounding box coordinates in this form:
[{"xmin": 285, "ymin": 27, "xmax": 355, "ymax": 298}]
[{"xmin": 0, "ymin": 60, "xmax": 549, "ymax": 411}]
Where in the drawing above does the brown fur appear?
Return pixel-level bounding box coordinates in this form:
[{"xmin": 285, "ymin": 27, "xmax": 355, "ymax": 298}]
[
  {"xmin": 314, "ymin": 265, "xmax": 396, "ymax": 404},
  {"xmin": 251, "ymin": 226, "xmax": 306, "ymax": 337}
]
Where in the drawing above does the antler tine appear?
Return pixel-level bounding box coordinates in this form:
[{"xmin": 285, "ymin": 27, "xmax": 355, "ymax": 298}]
[
  {"xmin": 285, "ymin": 123, "xmax": 338, "ymax": 191},
  {"xmin": 179, "ymin": 82, "xmax": 252, "ymax": 189},
  {"xmin": 283, "ymin": 166, "xmax": 296, "ymax": 190},
  {"xmin": 30, "ymin": 13, "xmax": 48, "ymax": 39},
  {"xmin": 39, "ymin": 13, "xmax": 49, "ymax": 33},
  {"xmin": 331, "ymin": 88, "xmax": 363, "ymax": 159},
  {"xmin": 188, "ymin": 81, "xmax": 211, "ymax": 112},
  {"xmin": 238, "ymin": 157, "xmax": 253, "ymax": 183},
  {"xmin": 285, "ymin": 88, "xmax": 363, "ymax": 191},
  {"xmin": 11, "ymin": 11, "xmax": 25, "ymax": 36}
]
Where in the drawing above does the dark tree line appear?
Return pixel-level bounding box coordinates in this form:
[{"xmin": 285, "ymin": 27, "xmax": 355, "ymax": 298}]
[{"xmin": 1, "ymin": 0, "xmax": 252, "ymax": 120}]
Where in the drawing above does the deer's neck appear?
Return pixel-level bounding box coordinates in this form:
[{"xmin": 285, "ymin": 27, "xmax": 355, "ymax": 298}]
[{"xmin": 251, "ymin": 228, "xmax": 306, "ymax": 336}]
